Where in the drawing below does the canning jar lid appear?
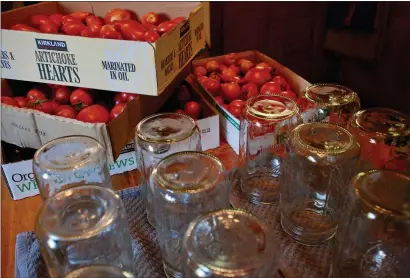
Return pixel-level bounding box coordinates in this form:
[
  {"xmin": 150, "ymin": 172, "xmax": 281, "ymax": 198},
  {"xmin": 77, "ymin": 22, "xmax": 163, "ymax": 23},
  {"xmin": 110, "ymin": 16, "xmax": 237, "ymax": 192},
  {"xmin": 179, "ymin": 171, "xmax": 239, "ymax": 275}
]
[
  {"xmin": 136, "ymin": 113, "xmax": 197, "ymax": 143},
  {"xmin": 152, "ymin": 151, "xmax": 224, "ymax": 192},
  {"xmin": 303, "ymin": 83, "xmax": 358, "ymax": 106},
  {"xmin": 246, "ymin": 94, "xmax": 299, "ymax": 120},
  {"xmin": 349, "ymin": 108, "xmax": 410, "ymax": 137},
  {"xmin": 291, "ymin": 122, "xmax": 358, "ymax": 156}
]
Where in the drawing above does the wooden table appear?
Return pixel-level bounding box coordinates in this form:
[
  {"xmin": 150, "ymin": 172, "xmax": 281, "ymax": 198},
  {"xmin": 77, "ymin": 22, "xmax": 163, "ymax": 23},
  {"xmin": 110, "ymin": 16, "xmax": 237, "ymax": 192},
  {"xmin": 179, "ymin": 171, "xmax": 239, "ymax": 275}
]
[{"xmin": 1, "ymin": 140, "xmax": 238, "ymax": 278}]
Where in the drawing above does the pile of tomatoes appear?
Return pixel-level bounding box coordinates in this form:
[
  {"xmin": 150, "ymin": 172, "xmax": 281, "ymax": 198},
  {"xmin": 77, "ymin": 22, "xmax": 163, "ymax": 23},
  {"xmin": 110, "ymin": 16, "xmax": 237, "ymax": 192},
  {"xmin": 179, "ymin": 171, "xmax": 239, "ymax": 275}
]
[
  {"xmin": 10, "ymin": 9, "xmax": 186, "ymax": 43},
  {"xmin": 194, "ymin": 53, "xmax": 299, "ymax": 119},
  {"xmin": 169, "ymin": 85, "xmax": 202, "ymax": 120},
  {"xmin": 1, "ymin": 84, "xmax": 136, "ymax": 124}
]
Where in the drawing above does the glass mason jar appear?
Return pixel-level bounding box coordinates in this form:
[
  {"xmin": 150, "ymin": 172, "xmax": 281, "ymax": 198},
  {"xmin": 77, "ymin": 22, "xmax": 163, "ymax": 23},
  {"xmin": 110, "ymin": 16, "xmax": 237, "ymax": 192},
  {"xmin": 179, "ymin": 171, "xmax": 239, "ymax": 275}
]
[
  {"xmin": 64, "ymin": 265, "xmax": 135, "ymax": 278},
  {"xmin": 300, "ymin": 83, "xmax": 360, "ymax": 127},
  {"xmin": 33, "ymin": 136, "xmax": 112, "ymax": 200},
  {"xmin": 329, "ymin": 170, "xmax": 410, "ymax": 278},
  {"xmin": 182, "ymin": 209, "xmax": 278, "ymax": 278},
  {"xmin": 35, "ymin": 185, "xmax": 134, "ymax": 278},
  {"xmin": 150, "ymin": 151, "xmax": 231, "ymax": 278},
  {"xmin": 239, "ymin": 94, "xmax": 302, "ymax": 204},
  {"xmin": 280, "ymin": 122, "xmax": 360, "ymax": 245},
  {"xmin": 347, "ymin": 108, "xmax": 410, "ymax": 174},
  {"xmin": 135, "ymin": 113, "xmax": 201, "ymax": 226}
]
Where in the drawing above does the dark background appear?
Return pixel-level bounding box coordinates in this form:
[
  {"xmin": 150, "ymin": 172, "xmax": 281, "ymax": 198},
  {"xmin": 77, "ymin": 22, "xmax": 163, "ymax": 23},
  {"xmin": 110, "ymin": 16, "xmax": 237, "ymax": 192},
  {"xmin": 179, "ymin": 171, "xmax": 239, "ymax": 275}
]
[{"xmin": 2, "ymin": 1, "xmax": 409, "ymax": 113}]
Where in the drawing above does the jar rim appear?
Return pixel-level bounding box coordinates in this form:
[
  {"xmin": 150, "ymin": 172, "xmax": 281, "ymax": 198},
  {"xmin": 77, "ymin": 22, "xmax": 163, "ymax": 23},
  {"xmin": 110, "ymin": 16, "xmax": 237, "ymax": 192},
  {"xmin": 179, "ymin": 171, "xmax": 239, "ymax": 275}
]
[
  {"xmin": 303, "ymin": 83, "xmax": 358, "ymax": 106},
  {"xmin": 246, "ymin": 93, "xmax": 299, "ymax": 120}
]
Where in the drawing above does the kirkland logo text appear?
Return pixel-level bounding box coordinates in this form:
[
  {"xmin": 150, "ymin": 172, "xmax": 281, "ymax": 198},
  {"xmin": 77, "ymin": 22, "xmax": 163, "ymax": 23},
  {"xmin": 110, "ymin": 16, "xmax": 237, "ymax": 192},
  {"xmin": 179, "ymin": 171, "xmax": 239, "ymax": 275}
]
[{"xmin": 35, "ymin": 39, "xmax": 68, "ymax": 51}]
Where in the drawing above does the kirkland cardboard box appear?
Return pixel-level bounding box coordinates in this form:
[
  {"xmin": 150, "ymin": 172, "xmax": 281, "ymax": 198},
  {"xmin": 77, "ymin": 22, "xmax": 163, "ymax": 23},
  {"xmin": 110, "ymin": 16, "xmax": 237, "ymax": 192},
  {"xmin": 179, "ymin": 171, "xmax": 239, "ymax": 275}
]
[
  {"xmin": 192, "ymin": 50, "xmax": 311, "ymax": 154},
  {"xmin": 1, "ymin": 1, "xmax": 209, "ymax": 96}
]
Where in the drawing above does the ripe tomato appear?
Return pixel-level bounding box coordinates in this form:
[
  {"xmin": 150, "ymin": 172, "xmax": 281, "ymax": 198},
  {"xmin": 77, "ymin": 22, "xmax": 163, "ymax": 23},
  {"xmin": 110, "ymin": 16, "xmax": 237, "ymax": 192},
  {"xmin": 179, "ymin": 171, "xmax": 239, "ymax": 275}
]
[
  {"xmin": 120, "ymin": 23, "xmax": 145, "ymax": 41},
  {"xmin": 272, "ymin": 76, "xmax": 288, "ymax": 90},
  {"xmin": 228, "ymin": 106, "xmax": 241, "ymax": 119},
  {"xmin": 280, "ymin": 90, "xmax": 298, "ymax": 102},
  {"xmin": 214, "ymin": 96, "xmax": 224, "ymax": 106},
  {"xmin": 104, "ymin": 9, "xmax": 131, "ymax": 25},
  {"xmin": 39, "ymin": 20, "xmax": 59, "ymax": 34},
  {"xmin": 142, "ymin": 23, "xmax": 157, "ymax": 31},
  {"xmin": 109, "ymin": 103, "xmax": 126, "ymax": 121},
  {"xmin": 144, "ymin": 30, "xmax": 160, "ymax": 43},
  {"xmin": 85, "ymin": 15, "xmax": 104, "ymax": 33},
  {"xmin": 27, "ymin": 89, "xmax": 47, "ymax": 101},
  {"xmin": 205, "ymin": 61, "xmax": 219, "ymax": 73},
  {"xmin": 51, "ymin": 100, "xmax": 60, "ymax": 113},
  {"xmin": 204, "ymin": 78, "xmax": 221, "ymax": 96},
  {"xmin": 221, "ymin": 103, "xmax": 229, "ymax": 110},
  {"xmin": 76, "ymin": 104, "xmax": 110, "ymax": 123},
  {"xmin": 31, "ymin": 14, "xmax": 49, "ymax": 27},
  {"xmin": 155, "ymin": 21, "xmax": 176, "ymax": 35},
  {"xmin": 141, "ymin": 12, "xmax": 159, "ymax": 25},
  {"xmin": 70, "ymin": 88, "xmax": 94, "ymax": 109},
  {"xmin": 14, "ymin": 97, "xmax": 28, "ymax": 108},
  {"xmin": 70, "ymin": 12, "xmax": 91, "ymax": 21},
  {"xmin": 62, "ymin": 15, "xmax": 82, "ymax": 25},
  {"xmin": 209, "ymin": 72, "xmax": 221, "ymax": 82},
  {"xmin": 114, "ymin": 92, "xmax": 136, "ymax": 104},
  {"xmin": 220, "ymin": 82, "xmax": 241, "ymax": 102},
  {"xmin": 229, "ymin": 99, "xmax": 245, "ymax": 110},
  {"xmin": 53, "ymin": 86, "xmax": 72, "ymax": 104},
  {"xmin": 1, "ymin": 97, "xmax": 18, "ymax": 107},
  {"xmin": 81, "ymin": 28, "xmax": 98, "ymax": 37},
  {"xmin": 55, "ymin": 105, "xmax": 77, "ymax": 119},
  {"xmin": 10, "ymin": 24, "xmax": 39, "ymax": 32},
  {"xmin": 241, "ymin": 83, "xmax": 259, "ymax": 100},
  {"xmin": 197, "ymin": 76, "xmax": 208, "ymax": 86},
  {"xmin": 224, "ymin": 53, "xmax": 237, "ymax": 66},
  {"xmin": 194, "ymin": 66, "xmax": 207, "ymax": 78},
  {"xmin": 27, "ymin": 99, "xmax": 54, "ymax": 114},
  {"xmin": 62, "ymin": 23, "xmax": 87, "ymax": 36},
  {"xmin": 260, "ymin": 82, "xmax": 283, "ymax": 95},
  {"xmin": 172, "ymin": 17, "xmax": 186, "ymax": 24},
  {"xmin": 49, "ymin": 13, "xmax": 63, "ymax": 27},
  {"xmin": 99, "ymin": 24, "xmax": 121, "ymax": 39},
  {"xmin": 184, "ymin": 101, "xmax": 201, "ymax": 119}
]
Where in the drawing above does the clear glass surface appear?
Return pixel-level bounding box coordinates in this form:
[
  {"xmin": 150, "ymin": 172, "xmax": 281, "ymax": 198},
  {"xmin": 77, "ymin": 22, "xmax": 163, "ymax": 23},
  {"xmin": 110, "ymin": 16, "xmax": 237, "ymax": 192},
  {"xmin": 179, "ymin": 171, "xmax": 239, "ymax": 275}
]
[
  {"xmin": 239, "ymin": 94, "xmax": 302, "ymax": 204},
  {"xmin": 64, "ymin": 265, "xmax": 135, "ymax": 278},
  {"xmin": 35, "ymin": 185, "xmax": 133, "ymax": 278},
  {"xmin": 329, "ymin": 170, "xmax": 410, "ymax": 278},
  {"xmin": 33, "ymin": 135, "xmax": 112, "ymax": 200},
  {"xmin": 300, "ymin": 83, "xmax": 360, "ymax": 127},
  {"xmin": 135, "ymin": 113, "xmax": 201, "ymax": 227},
  {"xmin": 182, "ymin": 209, "xmax": 278, "ymax": 278},
  {"xmin": 280, "ymin": 122, "xmax": 360, "ymax": 245},
  {"xmin": 150, "ymin": 151, "xmax": 230, "ymax": 278},
  {"xmin": 347, "ymin": 108, "xmax": 410, "ymax": 174}
]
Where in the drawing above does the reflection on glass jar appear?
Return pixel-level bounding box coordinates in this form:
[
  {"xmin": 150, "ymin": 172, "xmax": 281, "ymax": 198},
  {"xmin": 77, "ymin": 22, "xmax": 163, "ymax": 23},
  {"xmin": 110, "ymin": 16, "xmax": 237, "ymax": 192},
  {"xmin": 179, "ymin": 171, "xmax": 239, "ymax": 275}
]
[
  {"xmin": 239, "ymin": 94, "xmax": 302, "ymax": 204},
  {"xmin": 329, "ymin": 170, "xmax": 410, "ymax": 278},
  {"xmin": 280, "ymin": 123, "xmax": 360, "ymax": 245},
  {"xmin": 135, "ymin": 113, "xmax": 201, "ymax": 227},
  {"xmin": 300, "ymin": 83, "xmax": 360, "ymax": 127},
  {"xmin": 347, "ymin": 108, "xmax": 410, "ymax": 174}
]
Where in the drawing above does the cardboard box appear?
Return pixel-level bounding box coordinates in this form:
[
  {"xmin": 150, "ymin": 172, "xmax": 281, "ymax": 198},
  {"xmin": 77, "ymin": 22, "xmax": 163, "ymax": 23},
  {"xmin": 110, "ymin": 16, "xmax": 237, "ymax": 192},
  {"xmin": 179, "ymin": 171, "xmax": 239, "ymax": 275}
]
[
  {"xmin": 192, "ymin": 50, "xmax": 311, "ymax": 154},
  {"xmin": 1, "ymin": 1, "xmax": 208, "ymax": 96}
]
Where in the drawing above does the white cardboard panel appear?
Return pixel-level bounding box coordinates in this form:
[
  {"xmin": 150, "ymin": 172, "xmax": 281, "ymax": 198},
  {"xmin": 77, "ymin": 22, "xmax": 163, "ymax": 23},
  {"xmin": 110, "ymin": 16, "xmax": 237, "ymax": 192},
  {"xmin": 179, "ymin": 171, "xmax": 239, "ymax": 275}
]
[{"xmin": 196, "ymin": 114, "xmax": 219, "ymax": 151}]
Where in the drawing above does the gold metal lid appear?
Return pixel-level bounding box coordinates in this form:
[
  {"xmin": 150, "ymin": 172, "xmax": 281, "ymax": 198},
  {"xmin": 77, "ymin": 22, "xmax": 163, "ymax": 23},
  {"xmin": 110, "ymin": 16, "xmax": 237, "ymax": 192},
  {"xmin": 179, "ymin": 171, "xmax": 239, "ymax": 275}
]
[
  {"xmin": 246, "ymin": 94, "xmax": 299, "ymax": 120},
  {"xmin": 303, "ymin": 83, "xmax": 358, "ymax": 106},
  {"xmin": 152, "ymin": 151, "xmax": 224, "ymax": 192},
  {"xmin": 136, "ymin": 113, "xmax": 197, "ymax": 143}
]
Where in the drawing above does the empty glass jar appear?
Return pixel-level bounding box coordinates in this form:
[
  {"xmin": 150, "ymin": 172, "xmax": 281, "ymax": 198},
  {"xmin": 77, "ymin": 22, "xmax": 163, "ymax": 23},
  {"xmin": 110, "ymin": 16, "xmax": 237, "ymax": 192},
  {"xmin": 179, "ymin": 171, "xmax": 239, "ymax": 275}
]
[
  {"xmin": 33, "ymin": 136, "xmax": 112, "ymax": 200},
  {"xmin": 347, "ymin": 108, "xmax": 410, "ymax": 174},
  {"xmin": 300, "ymin": 83, "xmax": 360, "ymax": 127},
  {"xmin": 64, "ymin": 265, "xmax": 135, "ymax": 278},
  {"xmin": 150, "ymin": 151, "xmax": 230, "ymax": 278},
  {"xmin": 36, "ymin": 185, "xmax": 133, "ymax": 278},
  {"xmin": 280, "ymin": 122, "xmax": 360, "ymax": 245},
  {"xmin": 135, "ymin": 113, "xmax": 201, "ymax": 226},
  {"xmin": 182, "ymin": 209, "xmax": 278, "ymax": 278},
  {"xmin": 239, "ymin": 94, "xmax": 302, "ymax": 204},
  {"xmin": 329, "ymin": 170, "xmax": 410, "ymax": 278}
]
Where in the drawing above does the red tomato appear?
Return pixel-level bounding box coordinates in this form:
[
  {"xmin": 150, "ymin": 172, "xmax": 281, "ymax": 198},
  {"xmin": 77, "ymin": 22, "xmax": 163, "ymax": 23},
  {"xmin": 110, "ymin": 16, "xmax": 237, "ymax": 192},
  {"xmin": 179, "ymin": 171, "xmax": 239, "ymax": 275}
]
[
  {"xmin": 241, "ymin": 83, "xmax": 259, "ymax": 100},
  {"xmin": 114, "ymin": 92, "xmax": 136, "ymax": 104},
  {"xmin": 27, "ymin": 89, "xmax": 47, "ymax": 101},
  {"xmin": 155, "ymin": 21, "xmax": 176, "ymax": 35},
  {"xmin": 85, "ymin": 15, "xmax": 104, "ymax": 33},
  {"xmin": 70, "ymin": 12, "xmax": 91, "ymax": 21},
  {"xmin": 260, "ymin": 82, "xmax": 283, "ymax": 94},
  {"xmin": 214, "ymin": 96, "xmax": 224, "ymax": 106},
  {"xmin": 126, "ymin": 93, "xmax": 137, "ymax": 102},
  {"xmin": 120, "ymin": 23, "xmax": 145, "ymax": 41},
  {"xmin": 81, "ymin": 28, "xmax": 98, "ymax": 37},
  {"xmin": 272, "ymin": 76, "xmax": 288, "ymax": 90},
  {"xmin": 197, "ymin": 76, "xmax": 208, "ymax": 86},
  {"xmin": 194, "ymin": 66, "xmax": 207, "ymax": 78},
  {"xmin": 204, "ymin": 78, "xmax": 221, "ymax": 96},
  {"xmin": 229, "ymin": 64, "xmax": 241, "ymax": 75},
  {"xmin": 220, "ymin": 82, "xmax": 241, "ymax": 102},
  {"xmin": 224, "ymin": 53, "xmax": 237, "ymax": 66},
  {"xmin": 229, "ymin": 99, "xmax": 245, "ymax": 110},
  {"xmin": 31, "ymin": 14, "xmax": 49, "ymax": 27},
  {"xmin": 51, "ymin": 100, "xmax": 60, "ymax": 113},
  {"xmin": 220, "ymin": 68, "xmax": 237, "ymax": 83},
  {"xmin": 144, "ymin": 30, "xmax": 160, "ymax": 43},
  {"xmin": 47, "ymin": 83, "xmax": 62, "ymax": 90},
  {"xmin": 228, "ymin": 106, "xmax": 241, "ymax": 119},
  {"xmin": 104, "ymin": 9, "xmax": 131, "ymax": 25},
  {"xmin": 111, "ymin": 19, "xmax": 140, "ymax": 31},
  {"xmin": 184, "ymin": 101, "xmax": 201, "ymax": 119},
  {"xmin": 27, "ymin": 100, "xmax": 54, "ymax": 114},
  {"xmin": 280, "ymin": 90, "xmax": 298, "ymax": 102},
  {"xmin": 14, "ymin": 97, "xmax": 28, "ymax": 108},
  {"xmin": 76, "ymin": 104, "xmax": 110, "ymax": 123},
  {"xmin": 10, "ymin": 24, "xmax": 39, "ymax": 32},
  {"xmin": 49, "ymin": 13, "xmax": 63, "ymax": 27},
  {"xmin": 70, "ymin": 88, "xmax": 94, "ymax": 109},
  {"xmin": 99, "ymin": 25, "xmax": 122, "ymax": 39},
  {"xmin": 39, "ymin": 20, "xmax": 59, "ymax": 34},
  {"xmin": 55, "ymin": 105, "xmax": 77, "ymax": 119},
  {"xmin": 172, "ymin": 17, "xmax": 186, "ymax": 24},
  {"xmin": 62, "ymin": 23, "xmax": 87, "ymax": 36},
  {"xmin": 143, "ymin": 23, "xmax": 157, "ymax": 31},
  {"xmin": 255, "ymin": 62, "xmax": 272, "ymax": 71},
  {"xmin": 209, "ymin": 72, "xmax": 221, "ymax": 82},
  {"xmin": 53, "ymin": 86, "xmax": 72, "ymax": 104},
  {"xmin": 141, "ymin": 12, "xmax": 159, "ymax": 25},
  {"xmin": 221, "ymin": 103, "xmax": 229, "ymax": 110},
  {"xmin": 205, "ymin": 61, "xmax": 219, "ymax": 73},
  {"xmin": 62, "ymin": 15, "xmax": 83, "ymax": 25},
  {"xmin": 1, "ymin": 97, "xmax": 18, "ymax": 107},
  {"xmin": 109, "ymin": 103, "xmax": 126, "ymax": 121}
]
